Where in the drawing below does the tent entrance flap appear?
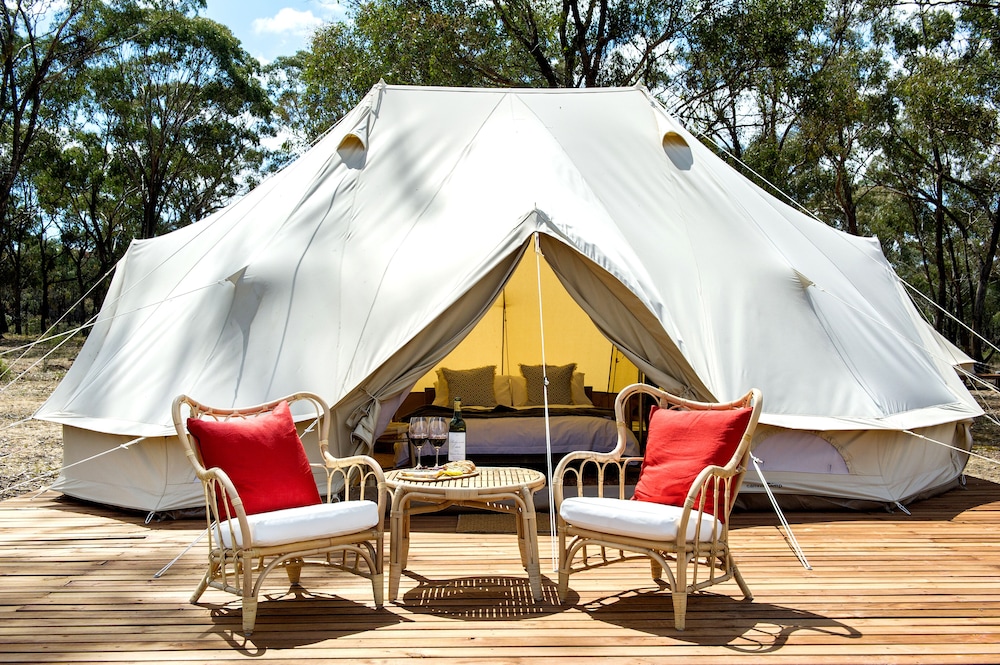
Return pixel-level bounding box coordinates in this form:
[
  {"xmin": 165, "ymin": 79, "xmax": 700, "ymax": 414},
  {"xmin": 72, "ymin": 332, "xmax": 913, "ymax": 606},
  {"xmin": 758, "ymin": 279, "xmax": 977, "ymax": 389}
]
[
  {"xmin": 411, "ymin": 241, "xmax": 643, "ymax": 394},
  {"xmin": 331, "ymin": 246, "xmax": 527, "ymax": 456}
]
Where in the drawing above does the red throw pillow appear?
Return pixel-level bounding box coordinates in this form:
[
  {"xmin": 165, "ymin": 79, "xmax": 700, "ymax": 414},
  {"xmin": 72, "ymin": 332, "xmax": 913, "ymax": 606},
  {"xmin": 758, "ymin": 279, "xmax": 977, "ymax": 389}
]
[
  {"xmin": 187, "ymin": 401, "xmax": 321, "ymax": 516},
  {"xmin": 633, "ymin": 406, "xmax": 753, "ymax": 519}
]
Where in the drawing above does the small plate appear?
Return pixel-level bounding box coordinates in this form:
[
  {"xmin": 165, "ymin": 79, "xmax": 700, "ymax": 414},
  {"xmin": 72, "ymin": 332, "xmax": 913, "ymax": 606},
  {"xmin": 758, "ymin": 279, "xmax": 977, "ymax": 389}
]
[{"xmin": 398, "ymin": 469, "xmax": 480, "ymax": 482}]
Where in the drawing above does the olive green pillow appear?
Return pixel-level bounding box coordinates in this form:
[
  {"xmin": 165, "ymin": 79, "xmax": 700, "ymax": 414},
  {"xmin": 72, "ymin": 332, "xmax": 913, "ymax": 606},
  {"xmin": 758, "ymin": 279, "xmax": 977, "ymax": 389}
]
[
  {"xmin": 519, "ymin": 363, "xmax": 576, "ymax": 405},
  {"xmin": 441, "ymin": 366, "xmax": 498, "ymax": 407}
]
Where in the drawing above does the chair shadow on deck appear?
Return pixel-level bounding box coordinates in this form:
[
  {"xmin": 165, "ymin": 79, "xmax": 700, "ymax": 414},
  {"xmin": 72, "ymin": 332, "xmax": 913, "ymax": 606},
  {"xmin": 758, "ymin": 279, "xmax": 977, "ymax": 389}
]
[
  {"xmin": 201, "ymin": 588, "xmax": 402, "ymax": 651},
  {"xmin": 584, "ymin": 587, "xmax": 862, "ymax": 652},
  {"xmin": 399, "ymin": 572, "xmax": 571, "ymax": 620}
]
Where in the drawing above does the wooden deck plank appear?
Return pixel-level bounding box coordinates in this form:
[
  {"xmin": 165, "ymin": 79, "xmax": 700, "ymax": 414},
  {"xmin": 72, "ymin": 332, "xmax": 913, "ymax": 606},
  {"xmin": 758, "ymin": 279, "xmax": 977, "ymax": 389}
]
[{"xmin": 1, "ymin": 480, "xmax": 1000, "ymax": 663}]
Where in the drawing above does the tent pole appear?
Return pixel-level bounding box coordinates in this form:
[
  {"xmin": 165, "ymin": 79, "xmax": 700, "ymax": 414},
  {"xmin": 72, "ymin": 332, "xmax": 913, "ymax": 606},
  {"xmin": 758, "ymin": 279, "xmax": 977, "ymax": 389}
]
[
  {"xmin": 607, "ymin": 348, "xmax": 615, "ymax": 393},
  {"xmin": 501, "ymin": 291, "xmax": 508, "ymax": 375},
  {"xmin": 751, "ymin": 454, "xmax": 811, "ymax": 570},
  {"xmin": 532, "ymin": 233, "xmax": 559, "ymax": 571}
]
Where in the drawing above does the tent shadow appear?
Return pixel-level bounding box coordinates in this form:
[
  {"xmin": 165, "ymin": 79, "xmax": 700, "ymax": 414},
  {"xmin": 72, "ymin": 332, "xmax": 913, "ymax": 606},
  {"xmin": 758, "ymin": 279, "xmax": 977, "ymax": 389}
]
[
  {"xmin": 202, "ymin": 588, "xmax": 402, "ymax": 651},
  {"xmin": 583, "ymin": 589, "xmax": 862, "ymax": 652},
  {"xmin": 398, "ymin": 572, "xmax": 571, "ymax": 620}
]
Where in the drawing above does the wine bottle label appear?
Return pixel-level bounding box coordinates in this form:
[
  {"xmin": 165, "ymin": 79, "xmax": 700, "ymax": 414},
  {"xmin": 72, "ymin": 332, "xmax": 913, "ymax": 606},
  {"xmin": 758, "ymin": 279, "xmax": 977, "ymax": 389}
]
[{"xmin": 447, "ymin": 431, "xmax": 466, "ymax": 461}]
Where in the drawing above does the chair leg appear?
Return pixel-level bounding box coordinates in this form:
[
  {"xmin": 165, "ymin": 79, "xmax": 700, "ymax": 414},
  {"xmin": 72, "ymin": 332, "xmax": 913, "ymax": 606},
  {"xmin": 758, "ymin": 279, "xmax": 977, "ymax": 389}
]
[
  {"xmin": 673, "ymin": 553, "xmax": 689, "ymax": 631},
  {"xmin": 671, "ymin": 590, "xmax": 688, "ymax": 631},
  {"xmin": 242, "ymin": 596, "xmax": 258, "ymax": 636},
  {"xmin": 372, "ymin": 572, "xmax": 384, "ymax": 608},
  {"xmin": 190, "ymin": 571, "xmax": 211, "ymax": 603},
  {"xmin": 556, "ymin": 529, "xmax": 570, "ymax": 601},
  {"xmin": 649, "ymin": 559, "xmax": 663, "ymax": 581},
  {"xmin": 732, "ymin": 560, "xmax": 753, "ymax": 601},
  {"xmin": 557, "ymin": 568, "xmax": 570, "ymax": 602},
  {"xmin": 285, "ymin": 558, "xmax": 303, "ymax": 585}
]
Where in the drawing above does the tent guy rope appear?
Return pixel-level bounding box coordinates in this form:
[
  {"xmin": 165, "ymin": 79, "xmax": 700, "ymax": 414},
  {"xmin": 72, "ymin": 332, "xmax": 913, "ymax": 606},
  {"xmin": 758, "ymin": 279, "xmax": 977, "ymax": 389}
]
[
  {"xmin": 751, "ymin": 454, "xmax": 812, "ymax": 570},
  {"xmin": 3, "ymin": 435, "xmax": 150, "ymax": 500}
]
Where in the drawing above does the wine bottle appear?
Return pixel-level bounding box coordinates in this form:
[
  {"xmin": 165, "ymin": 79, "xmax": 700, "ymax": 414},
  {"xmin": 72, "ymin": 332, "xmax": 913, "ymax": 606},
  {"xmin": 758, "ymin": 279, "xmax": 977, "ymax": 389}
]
[{"xmin": 447, "ymin": 397, "xmax": 467, "ymax": 461}]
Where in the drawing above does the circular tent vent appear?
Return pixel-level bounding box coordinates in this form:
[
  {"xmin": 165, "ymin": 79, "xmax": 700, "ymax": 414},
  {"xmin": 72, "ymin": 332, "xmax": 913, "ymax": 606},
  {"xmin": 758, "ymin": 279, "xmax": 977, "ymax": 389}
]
[{"xmin": 662, "ymin": 131, "xmax": 693, "ymax": 170}]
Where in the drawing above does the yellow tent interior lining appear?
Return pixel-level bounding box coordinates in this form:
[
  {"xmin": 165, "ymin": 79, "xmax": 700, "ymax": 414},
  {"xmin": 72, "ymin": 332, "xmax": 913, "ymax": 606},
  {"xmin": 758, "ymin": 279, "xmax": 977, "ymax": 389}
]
[{"xmin": 413, "ymin": 251, "xmax": 640, "ymax": 393}]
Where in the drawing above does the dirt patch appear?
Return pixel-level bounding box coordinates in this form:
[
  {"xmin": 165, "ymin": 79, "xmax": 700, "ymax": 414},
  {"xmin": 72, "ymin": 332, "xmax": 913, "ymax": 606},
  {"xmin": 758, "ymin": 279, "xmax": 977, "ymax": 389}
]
[
  {"xmin": 1, "ymin": 334, "xmax": 83, "ymax": 501},
  {"xmin": 2, "ymin": 333, "xmax": 1000, "ymax": 500},
  {"xmin": 968, "ymin": 390, "xmax": 1000, "ymax": 482}
]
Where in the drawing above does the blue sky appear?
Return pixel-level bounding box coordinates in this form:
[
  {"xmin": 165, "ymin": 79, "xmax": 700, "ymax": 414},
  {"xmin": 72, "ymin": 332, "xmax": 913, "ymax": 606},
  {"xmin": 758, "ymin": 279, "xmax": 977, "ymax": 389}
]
[{"xmin": 203, "ymin": 1, "xmax": 349, "ymax": 62}]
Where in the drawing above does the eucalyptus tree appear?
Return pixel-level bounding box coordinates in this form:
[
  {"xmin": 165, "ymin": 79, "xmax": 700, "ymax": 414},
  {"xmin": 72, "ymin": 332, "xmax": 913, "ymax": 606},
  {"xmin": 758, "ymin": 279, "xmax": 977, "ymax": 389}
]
[
  {"xmin": 12, "ymin": 2, "xmax": 273, "ymax": 334},
  {"xmin": 486, "ymin": 0, "xmax": 697, "ymax": 88},
  {"xmin": 79, "ymin": 6, "xmax": 273, "ymax": 240},
  {"xmin": 284, "ymin": 0, "xmax": 702, "ymax": 141},
  {"xmin": 782, "ymin": 0, "xmax": 895, "ymax": 236},
  {"xmin": 677, "ymin": 0, "xmax": 829, "ymax": 163},
  {"xmin": 0, "ymin": 0, "xmax": 140, "ymax": 334},
  {"xmin": 35, "ymin": 127, "xmax": 139, "ymax": 319},
  {"xmin": 288, "ymin": 0, "xmax": 549, "ymax": 139},
  {"xmin": 674, "ymin": 0, "xmax": 899, "ymax": 231},
  {"xmin": 872, "ymin": 4, "xmax": 1000, "ymax": 355}
]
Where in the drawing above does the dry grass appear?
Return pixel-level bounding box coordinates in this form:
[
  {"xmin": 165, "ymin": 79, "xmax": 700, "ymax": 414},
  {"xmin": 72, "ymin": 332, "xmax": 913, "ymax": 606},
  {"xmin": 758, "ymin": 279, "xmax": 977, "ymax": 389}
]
[
  {"xmin": 0, "ymin": 334, "xmax": 83, "ymax": 501},
  {"xmin": 969, "ymin": 390, "xmax": 1000, "ymax": 482},
  {"xmin": 2, "ymin": 333, "xmax": 1000, "ymax": 500}
]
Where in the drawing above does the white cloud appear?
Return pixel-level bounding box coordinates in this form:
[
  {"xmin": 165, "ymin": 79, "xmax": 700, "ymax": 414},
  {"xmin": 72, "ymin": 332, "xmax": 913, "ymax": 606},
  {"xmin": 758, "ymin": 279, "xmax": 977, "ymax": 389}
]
[
  {"xmin": 314, "ymin": 1, "xmax": 350, "ymax": 24},
  {"xmin": 252, "ymin": 8, "xmax": 325, "ymax": 37}
]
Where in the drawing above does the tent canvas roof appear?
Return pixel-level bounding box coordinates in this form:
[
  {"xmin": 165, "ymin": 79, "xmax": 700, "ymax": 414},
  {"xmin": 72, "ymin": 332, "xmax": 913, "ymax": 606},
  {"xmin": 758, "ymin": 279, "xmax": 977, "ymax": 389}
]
[{"xmin": 36, "ymin": 83, "xmax": 981, "ymax": 450}]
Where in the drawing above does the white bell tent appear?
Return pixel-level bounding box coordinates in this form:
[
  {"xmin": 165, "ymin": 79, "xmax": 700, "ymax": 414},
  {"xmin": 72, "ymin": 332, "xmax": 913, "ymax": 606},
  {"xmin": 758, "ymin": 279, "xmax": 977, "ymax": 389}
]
[{"xmin": 35, "ymin": 83, "xmax": 981, "ymax": 513}]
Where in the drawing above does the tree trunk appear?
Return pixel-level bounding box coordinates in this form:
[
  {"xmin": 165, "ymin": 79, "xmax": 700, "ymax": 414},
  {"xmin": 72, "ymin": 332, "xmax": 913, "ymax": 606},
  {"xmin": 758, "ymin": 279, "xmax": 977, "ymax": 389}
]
[
  {"xmin": 38, "ymin": 230, "xmax": 50, "ymax": 333},
  {"xmin": 932, "ymin": 145, "xmax": 947, "ymax": 330},
  {"xmin": 971, "ymin": 200, "xmax": 1000, "ymax": 360}
]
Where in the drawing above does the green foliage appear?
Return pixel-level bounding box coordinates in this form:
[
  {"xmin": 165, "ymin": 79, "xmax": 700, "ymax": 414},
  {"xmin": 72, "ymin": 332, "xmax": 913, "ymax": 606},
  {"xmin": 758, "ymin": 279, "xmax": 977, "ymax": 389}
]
[
  {"xmin": 80, "ymin": 7, "xmax": 273, "ymax": 239},
  {"xmin": 1, "ymin": 1, "xmax": 274, "ymax": 336},
  {"xmin": 867, "ymin": 3, "xmax": 1000, "ymax": 356},
  {"xmin": 284, "ymin": 0, "xmax": 696, "ymax": 139}
]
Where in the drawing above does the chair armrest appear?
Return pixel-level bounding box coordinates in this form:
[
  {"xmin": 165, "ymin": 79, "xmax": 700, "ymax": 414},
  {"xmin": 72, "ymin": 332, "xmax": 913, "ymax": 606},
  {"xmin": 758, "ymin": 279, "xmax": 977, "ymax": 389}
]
[
  {"xmin": 321, "ymin": 452, "xmax": 387, "ymax": 515},
  {"xmin": 323, "ymin": 452, "xmax": 385, "ymax": 474},
  {"xmin": 200, "ymin": 465, "xmax": 257, "ymax": 549},
  {"xmin": 201, "ymin": 466, "xmax": 242, "ymax": 515},
  {"xmin": 553, "ymin": 450, "xmax": 642, "ymax": 509},
  {"xmin": 675, "ymin": 456, "xmax": 749, "ymax": 542}
]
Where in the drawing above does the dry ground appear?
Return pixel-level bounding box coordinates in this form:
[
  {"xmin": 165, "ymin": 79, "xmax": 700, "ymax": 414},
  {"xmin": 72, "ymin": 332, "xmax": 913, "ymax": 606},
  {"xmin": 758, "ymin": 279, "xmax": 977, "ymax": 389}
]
[
  {"xmin": 2, "ymin": 333, "xmax": 1000, "ymax": 502},
  {"xmin": 0, "ymin": 334, "xmax": 79, "ymax": 501}
]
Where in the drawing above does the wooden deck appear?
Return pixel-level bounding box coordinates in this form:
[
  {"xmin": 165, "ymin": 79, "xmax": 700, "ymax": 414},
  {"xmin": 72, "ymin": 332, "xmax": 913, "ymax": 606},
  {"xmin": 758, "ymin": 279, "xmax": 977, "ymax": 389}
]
[{"xmin": 2, "ymin": 479, "xmax": 1000, "ymax": 663}]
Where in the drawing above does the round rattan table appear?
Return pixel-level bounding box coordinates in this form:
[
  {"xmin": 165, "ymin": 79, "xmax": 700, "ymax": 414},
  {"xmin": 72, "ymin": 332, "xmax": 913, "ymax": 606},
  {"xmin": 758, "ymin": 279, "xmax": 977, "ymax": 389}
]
[{"xmin": 384, "ymin": 466, "xmax": 546, "ymax": 602}]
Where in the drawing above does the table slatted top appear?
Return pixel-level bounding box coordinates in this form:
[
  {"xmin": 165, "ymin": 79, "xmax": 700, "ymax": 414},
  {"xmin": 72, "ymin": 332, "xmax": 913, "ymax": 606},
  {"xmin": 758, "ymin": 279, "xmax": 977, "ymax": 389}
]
[{"xmin": 386, "ymin": 466, "xmax": 546, "ymax": 493}]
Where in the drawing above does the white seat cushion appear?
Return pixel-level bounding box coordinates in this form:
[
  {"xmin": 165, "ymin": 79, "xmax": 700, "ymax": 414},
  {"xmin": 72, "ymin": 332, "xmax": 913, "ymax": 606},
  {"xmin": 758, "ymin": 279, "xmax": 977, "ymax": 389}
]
[
  {"xmin": 216, "ymin": 500, "xmax": 380, "ymax": 549},
  {"xmin": 560, "ymin": 497, "xmax": 720, "ymax": 542}
]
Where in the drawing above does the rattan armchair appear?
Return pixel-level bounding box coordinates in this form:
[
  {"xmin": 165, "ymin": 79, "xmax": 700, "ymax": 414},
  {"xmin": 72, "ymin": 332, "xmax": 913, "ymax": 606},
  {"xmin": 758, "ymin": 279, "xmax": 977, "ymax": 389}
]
[
  {"xmin": 172, "ymin": 392, "xmax": 385, "ymax": 636},
  {"xmin": 553, "ymin": 383, "xmax": 762, "ymax": 630}
]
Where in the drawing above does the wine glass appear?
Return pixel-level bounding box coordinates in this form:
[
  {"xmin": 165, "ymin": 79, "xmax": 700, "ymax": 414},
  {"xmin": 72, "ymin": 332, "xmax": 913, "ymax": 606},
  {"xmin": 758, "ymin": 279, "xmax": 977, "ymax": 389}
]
[
  {"xmin": 428, "ymin": 416, "xmax": 449, "ymax": 467},
  {"xmin": 408, "ymin": 417, "xmax": 429, "ymax": 468}
]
